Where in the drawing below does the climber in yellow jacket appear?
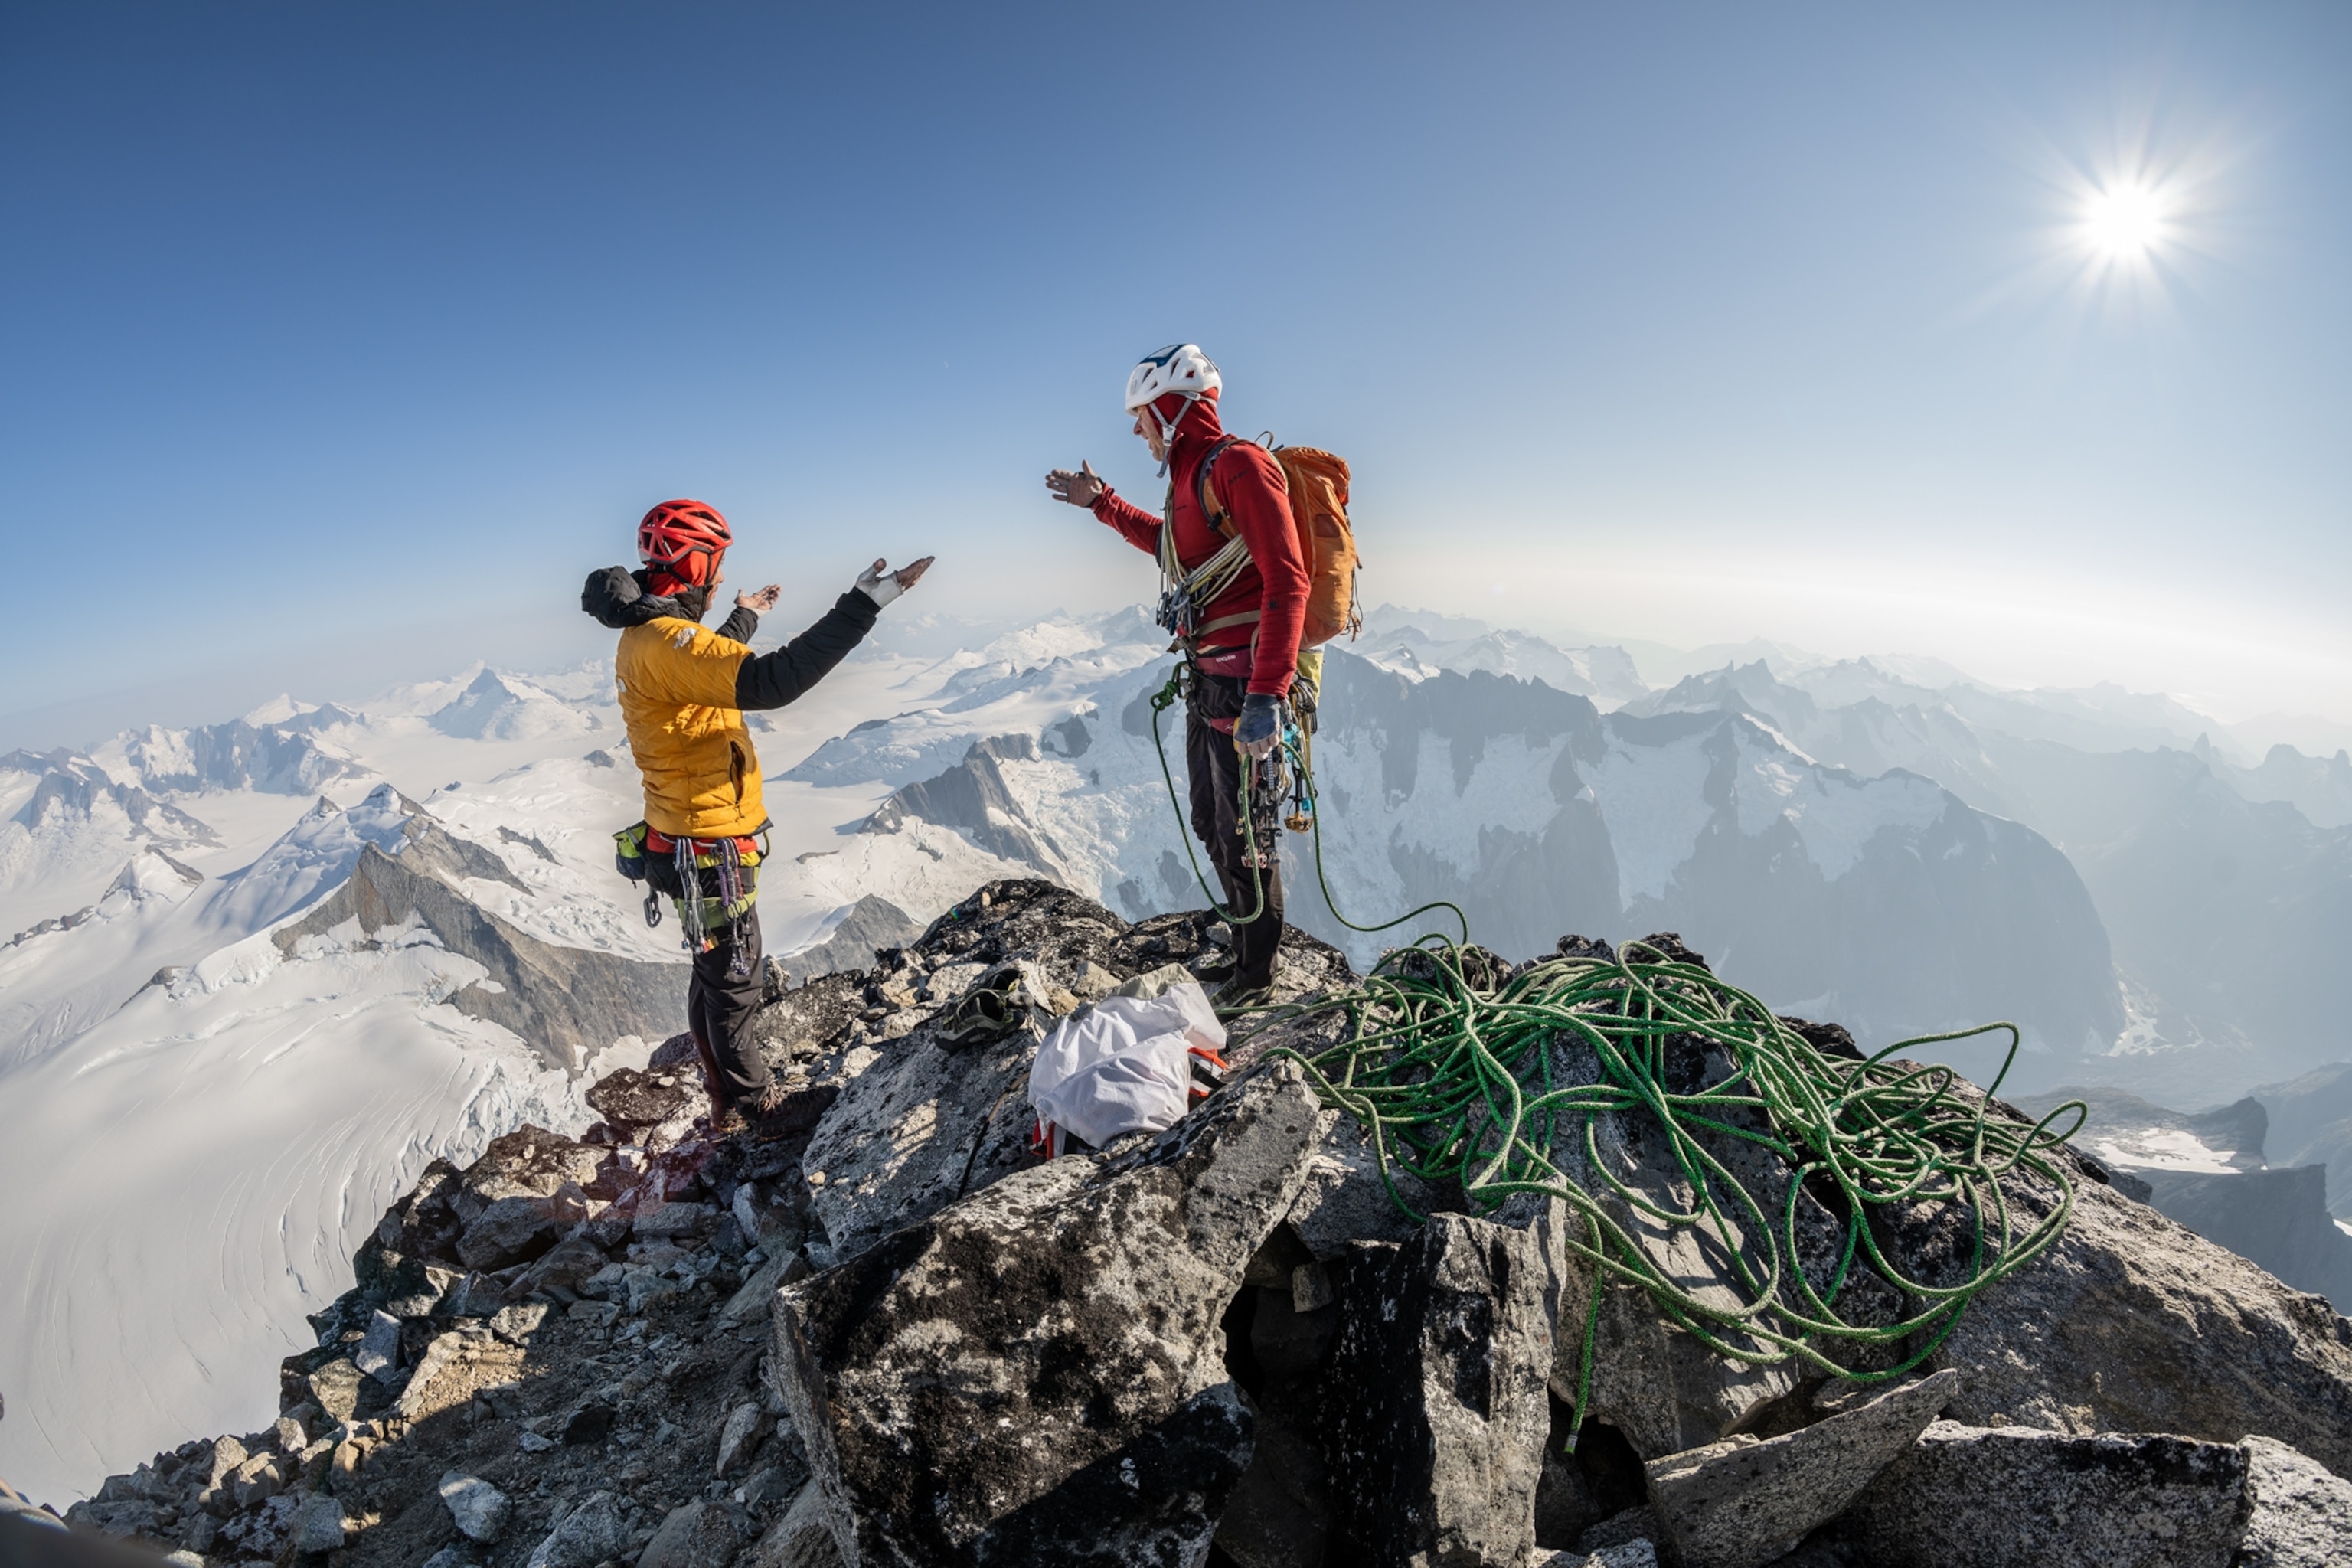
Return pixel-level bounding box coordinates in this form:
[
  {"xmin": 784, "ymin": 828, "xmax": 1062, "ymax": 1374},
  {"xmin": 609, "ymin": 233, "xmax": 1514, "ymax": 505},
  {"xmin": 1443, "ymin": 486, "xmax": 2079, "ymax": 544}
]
[{"xmin": 583, "ymin": 498, "xmax": 932, "ymax": 1132}]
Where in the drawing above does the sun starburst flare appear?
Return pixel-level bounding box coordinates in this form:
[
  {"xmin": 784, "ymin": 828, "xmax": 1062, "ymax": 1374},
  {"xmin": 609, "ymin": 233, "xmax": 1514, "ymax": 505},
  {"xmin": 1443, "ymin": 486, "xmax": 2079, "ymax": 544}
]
[{"xmin": 2080, "ymin": 179, "xmax": 2172, "ymax": 263}]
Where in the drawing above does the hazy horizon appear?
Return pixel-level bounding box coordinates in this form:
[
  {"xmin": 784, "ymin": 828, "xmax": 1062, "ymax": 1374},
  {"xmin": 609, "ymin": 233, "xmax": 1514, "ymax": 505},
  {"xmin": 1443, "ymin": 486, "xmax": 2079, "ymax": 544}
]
[{"xmin": 8, "ymin": 593, "xmax": 2348, "ymax": 766}]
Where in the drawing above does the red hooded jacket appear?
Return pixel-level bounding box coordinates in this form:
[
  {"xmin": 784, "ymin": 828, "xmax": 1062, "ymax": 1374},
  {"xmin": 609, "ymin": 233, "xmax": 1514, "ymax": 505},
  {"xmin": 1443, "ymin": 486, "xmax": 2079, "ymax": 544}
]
[{"xmin": 1090, "ymin": 392, "xmax": 1310, "ymax": 700}]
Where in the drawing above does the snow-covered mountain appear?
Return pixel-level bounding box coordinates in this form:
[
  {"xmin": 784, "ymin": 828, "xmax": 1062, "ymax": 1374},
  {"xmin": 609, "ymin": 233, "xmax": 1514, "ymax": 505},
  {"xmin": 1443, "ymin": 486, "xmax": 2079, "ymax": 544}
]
[
  {"xmin": 0, "ymin": 750, "xmax": 223, "ymax": 937},
  {"xmin": 5, "ymin": 596, "xmax": 2348, "ymax": 1505},
  {"xmin": 427, "ymin": 667, "xmax": 609, "ymax": 741},
  {"xmin": 1625, "ymin": 657, "xmax": 2352, "ymax": 1098},
  {"xmin": 1356, "ymin": 604, "xmax": 1648, "ymax": 706}
]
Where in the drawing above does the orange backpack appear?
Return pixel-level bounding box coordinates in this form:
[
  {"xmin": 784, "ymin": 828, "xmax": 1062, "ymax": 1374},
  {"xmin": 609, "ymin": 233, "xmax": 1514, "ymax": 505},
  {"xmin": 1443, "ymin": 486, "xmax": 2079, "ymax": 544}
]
[{"xmin": 1199, "ymin": 437, "xmax": 1363, "ymax": 647}]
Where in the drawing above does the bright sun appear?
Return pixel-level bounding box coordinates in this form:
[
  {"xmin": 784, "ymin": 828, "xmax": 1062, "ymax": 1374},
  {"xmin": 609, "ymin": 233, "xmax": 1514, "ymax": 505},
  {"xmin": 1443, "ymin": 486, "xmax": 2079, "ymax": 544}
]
[{"xmin": 2082, "ymin": 181, "xmax": 2169, "ymax": 262}]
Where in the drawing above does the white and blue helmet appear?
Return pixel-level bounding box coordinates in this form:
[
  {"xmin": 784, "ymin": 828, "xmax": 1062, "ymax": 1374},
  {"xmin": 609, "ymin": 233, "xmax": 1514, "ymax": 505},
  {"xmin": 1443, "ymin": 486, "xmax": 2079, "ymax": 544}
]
[{"xmin": 1125, "ymin": 343, "xmax": 1221, "ymax": 428}]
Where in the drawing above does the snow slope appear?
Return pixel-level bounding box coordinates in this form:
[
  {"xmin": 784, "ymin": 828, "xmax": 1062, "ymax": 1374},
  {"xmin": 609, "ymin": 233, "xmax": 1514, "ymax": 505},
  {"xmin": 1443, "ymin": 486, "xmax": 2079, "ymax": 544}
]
[{"xmin": 0, "ymin": 782, "xmax": 661, "ymax": 1504}]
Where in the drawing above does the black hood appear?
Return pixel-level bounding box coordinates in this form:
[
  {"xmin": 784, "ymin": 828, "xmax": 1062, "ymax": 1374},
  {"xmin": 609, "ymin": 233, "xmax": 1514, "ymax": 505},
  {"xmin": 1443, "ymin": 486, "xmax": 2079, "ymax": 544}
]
[{"xmin": 581, "ymin": 566, "xmax": 709, "ymax": 629}]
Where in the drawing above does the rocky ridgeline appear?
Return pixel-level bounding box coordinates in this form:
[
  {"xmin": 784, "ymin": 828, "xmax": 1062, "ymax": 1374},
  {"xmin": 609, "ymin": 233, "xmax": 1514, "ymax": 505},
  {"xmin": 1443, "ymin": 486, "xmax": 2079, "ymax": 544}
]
[{"xmin": 22, "ymin": 880, "xmax": 2352, "ymax": 1567}]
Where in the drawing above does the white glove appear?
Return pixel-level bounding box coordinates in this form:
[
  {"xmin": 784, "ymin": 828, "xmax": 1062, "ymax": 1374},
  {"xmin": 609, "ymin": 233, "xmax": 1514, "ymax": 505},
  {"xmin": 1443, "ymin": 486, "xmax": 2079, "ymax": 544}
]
[{"xmin": 854, "ymin": 556, "xmax": 933, "ymax": 608}]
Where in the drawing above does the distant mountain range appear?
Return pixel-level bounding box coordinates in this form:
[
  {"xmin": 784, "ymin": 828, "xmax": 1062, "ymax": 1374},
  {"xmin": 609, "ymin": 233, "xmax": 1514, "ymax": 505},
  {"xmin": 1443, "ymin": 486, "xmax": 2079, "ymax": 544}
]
[{"xmin": 1622, "ymin": 657, "xmax": 2352, "ymax": 1097}]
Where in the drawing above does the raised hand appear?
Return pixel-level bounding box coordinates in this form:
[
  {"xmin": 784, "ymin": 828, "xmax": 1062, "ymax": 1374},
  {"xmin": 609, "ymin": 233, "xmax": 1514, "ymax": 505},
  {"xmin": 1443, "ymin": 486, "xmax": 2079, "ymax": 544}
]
[
  {"xmin": 734, "ymin": 584, "xmax": 782, "ymax": 613},
  {"xmin": 855, "ymin": 556, "xmax": 935, "ymax": 608},
  {"xmin": 1045, "ymin": 461, "xmax": 1106, "ymax": 508}
]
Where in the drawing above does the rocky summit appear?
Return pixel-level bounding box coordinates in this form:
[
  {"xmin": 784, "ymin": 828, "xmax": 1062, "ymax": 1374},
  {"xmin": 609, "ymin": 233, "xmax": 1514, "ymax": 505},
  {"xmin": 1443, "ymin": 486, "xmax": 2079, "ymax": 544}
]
[{"xmin": 24, "ymin": 879, "xmax": 2352, "ymax": 1567}]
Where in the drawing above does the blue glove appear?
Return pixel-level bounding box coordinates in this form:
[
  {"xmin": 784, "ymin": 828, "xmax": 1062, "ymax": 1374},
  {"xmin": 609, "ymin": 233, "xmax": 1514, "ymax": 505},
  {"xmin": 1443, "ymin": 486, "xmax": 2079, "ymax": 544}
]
[{"xmin": 1235, "ymin": 693, "xmax": 1281, "ymax": 759}]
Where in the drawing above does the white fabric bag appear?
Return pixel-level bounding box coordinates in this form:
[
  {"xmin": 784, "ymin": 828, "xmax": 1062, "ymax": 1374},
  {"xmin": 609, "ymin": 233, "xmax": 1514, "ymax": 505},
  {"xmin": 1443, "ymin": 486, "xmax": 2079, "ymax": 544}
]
[{"xmin": 1028, "ymin": 981, "xmax": 1226, "ymax": 1154}]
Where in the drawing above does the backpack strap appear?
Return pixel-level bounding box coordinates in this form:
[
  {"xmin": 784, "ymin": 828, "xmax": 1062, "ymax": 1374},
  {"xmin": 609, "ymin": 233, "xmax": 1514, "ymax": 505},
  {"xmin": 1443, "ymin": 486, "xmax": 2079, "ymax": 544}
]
[{"xmin": 1194, "ymin": 436, "xmax": 1248, "ymax": 539}]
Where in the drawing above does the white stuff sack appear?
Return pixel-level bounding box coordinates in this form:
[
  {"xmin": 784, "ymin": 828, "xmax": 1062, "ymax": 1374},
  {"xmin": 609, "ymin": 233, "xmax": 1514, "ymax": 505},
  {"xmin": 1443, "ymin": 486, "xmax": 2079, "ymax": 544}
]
[{"xmin": 1028, "ymin": 982, "xmax": 1226, "ymax": 1153}]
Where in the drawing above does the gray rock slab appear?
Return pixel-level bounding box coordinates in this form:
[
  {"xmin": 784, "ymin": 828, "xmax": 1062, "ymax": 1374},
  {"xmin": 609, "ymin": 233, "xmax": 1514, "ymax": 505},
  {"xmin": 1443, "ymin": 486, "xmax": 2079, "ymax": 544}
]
[
  {"xmin": 632, "ymin": 1200, "xmax": 717, "ymax": 1240},
  {"xmin": 721, "ymin": 1253, "xmax": 789, "ymax": 1324},
  {"xmin": 204, "ymin": 1436, "xmax": 246, "ymax": 1490},
  {"xmin": 229, "ymin": 1451, "xmax": 285, "ymax": 1510},
  {"xmin": 352, "ymin": 1308, "xmax": 402, "ymax": 1379},
  {"xmin": 523, "ymin": 1491, "xmax": 629, "ymax": 1568},
  {"xmin": 289, "ymin": 1494, "xmax": 347, "ymax": 1553},
  {"xmin": 797, "ymin": 1008, "xmax": 1045, "ymax": 1266},
  {"xmin": 456, "ymin": 1193, "xmax": 570, "ymax": 1271},
  {"xmin": 505, "ymin": 1232, "xmax": 609, "ymax": 1302},
  {"xmin": 1645, "ymin": 1370, "xmax": 1958, "ymax": 1568},
  {"xmin": 2237, "ymin": 1435, "xmax": 2352, "ymax": 1567},
  {"xmin": 749, "ymin": 1484, "xmax": 847, "ymax": 1568},
  {"xmin": 716, "ymin": 1401, "xmax": 769, "ymax": 1476},
  {"xmin": 1842, "ymin": 1419, "xmax": 2252, "ymax": 1568},
  {"xmin": 626, "ymin": 1269, "xmax": 682, "ymax": 1314},
  {"xmin": 1323, "ymin": 1207, "xmax": 1564, "ymax": 1568},
  {"xmin": 740, "ymin": 1465, "xmax": 803, "ymax": 1508},
  {"xmin": 639, "ymin": 1501, "xmax": 750, "ymax": 1568},
  {"xmin": 394, "ymin": 1330, "xmax": 480, "ymax": 1422},
  {"xmin": 1282, "ymin": 1109, "xmax": 1435, "ymax": 1261},
  {"xmin": 489, "ymin": 1302, "xmax": 549, "ymax": 1343},
  {"xmin": 307, "ymin": 1358, "xmax": 363, "ymax": 1424},
  {"xmin": 437, "ymin": 1472, "xmax": 511, "ymax": 1543},
  {"xmin": 585, "ymin": 1067, "xmax": 701, "ymax": 1146},
  {"xmin": 1873, "ymin": 1068, "xmax": 2352, "ymax": 1475},
  {"xmin": 1538, "ymin": 1547, "xmax": 1657, "ymax": 1568},
  {"xmin": 1579, "ymin": 1506, "xmax": 1661, "ymax": 1553},
  {"xmin": 769, "ymin": 1060, "xmax": 1323, "ymax": 1567},
  {"xmin": 733, "ymin": 1181, "xmax": 803, "ymax": 1244}
]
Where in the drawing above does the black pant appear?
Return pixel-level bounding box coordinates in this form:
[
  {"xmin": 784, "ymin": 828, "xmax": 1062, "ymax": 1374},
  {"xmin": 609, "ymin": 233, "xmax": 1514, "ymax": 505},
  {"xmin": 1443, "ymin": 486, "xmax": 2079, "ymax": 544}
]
[
  {"xmin": 1186, "ymin": 674, "xmax": 1285, "ymax": 989},
  {"xmin": 688, "ymin": 909, "xmax": 770, "ymax": 1106}
]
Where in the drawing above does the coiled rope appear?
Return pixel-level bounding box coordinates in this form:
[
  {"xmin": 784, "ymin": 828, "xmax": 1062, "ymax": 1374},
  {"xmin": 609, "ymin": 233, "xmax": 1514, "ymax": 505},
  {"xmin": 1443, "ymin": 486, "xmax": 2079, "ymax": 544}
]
[{"xmin": 1244, "ymin": 939, "xmax": 2088, "ymax": 1426}]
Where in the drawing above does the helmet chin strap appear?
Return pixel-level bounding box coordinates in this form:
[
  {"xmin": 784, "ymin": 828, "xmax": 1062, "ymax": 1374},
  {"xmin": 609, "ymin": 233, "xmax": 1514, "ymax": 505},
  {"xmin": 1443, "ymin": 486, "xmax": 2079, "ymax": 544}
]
[{"xmin": 1150, "ymin": 394, "xmax": 1195, "ymax": 477}]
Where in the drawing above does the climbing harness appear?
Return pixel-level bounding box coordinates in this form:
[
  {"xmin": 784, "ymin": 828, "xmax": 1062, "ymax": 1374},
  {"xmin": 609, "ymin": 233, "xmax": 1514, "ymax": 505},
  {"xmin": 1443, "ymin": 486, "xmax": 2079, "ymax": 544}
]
[
  {"xmin": 641, "ymin": 827, "xmax": 765, "ymax": 978},
  {"xmin": 1227, "ymin": 937, "xmax": 2087, "ymax": 1436}
]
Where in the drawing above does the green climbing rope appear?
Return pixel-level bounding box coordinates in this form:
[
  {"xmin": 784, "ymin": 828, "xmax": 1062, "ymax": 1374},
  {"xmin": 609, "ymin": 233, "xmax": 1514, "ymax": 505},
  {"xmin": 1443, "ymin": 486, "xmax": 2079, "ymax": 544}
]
[{"xmin": 1236, "ymin": 938, "xmax": 2086, "ymax": 1427}]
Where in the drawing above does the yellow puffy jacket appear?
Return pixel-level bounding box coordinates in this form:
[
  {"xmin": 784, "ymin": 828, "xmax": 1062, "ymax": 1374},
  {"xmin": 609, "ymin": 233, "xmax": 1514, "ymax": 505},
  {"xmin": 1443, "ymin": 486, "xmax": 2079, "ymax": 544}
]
[{"xmin": 615, "ymin": 618, "xmax": 766, "ymax": 839}]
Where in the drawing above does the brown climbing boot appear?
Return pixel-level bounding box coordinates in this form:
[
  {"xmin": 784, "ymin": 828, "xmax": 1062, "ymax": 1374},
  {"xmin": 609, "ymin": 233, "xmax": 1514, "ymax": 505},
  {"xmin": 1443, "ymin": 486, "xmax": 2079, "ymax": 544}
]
[{"xmin": 744, "ymin": 1083, "xmax": 795, "ymax": 1141}]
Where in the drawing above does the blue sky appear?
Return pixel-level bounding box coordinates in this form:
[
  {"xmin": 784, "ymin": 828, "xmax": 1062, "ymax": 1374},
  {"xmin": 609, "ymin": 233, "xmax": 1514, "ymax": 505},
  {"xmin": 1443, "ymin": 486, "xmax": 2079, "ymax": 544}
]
[{"xmin": 5, "ymin": 2, "xmax": 2347, "ymax": 748}]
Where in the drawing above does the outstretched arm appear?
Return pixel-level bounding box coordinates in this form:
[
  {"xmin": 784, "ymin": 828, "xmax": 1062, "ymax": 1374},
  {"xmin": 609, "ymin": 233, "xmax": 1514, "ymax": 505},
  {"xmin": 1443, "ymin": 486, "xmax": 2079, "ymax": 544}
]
[
  {"xmin": 733, "ymin": 593, "xmax": 877, "ymax": 711},
  {"xmin": 731, "ymin": 560, "xmax": 930, "ymax": 711},
  {"xmin": 1048, "ymin": 461, "xmax": 1161, "ymax": 556}
]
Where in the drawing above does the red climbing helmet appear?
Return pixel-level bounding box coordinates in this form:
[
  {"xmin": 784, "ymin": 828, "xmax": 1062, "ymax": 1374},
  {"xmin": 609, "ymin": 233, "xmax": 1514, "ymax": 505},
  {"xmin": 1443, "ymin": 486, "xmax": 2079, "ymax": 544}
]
[{"xmin": 637, "ymin": 500, "xmax": 732, "ymax": 587}]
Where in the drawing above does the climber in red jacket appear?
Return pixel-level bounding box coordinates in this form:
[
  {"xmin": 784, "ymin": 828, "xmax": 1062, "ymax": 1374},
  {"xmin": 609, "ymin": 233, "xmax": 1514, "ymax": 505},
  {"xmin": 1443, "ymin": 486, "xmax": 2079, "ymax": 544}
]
[{"xmin": 1046, "ymin": 345, "xmax": 1310, "ymax": 1004}]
